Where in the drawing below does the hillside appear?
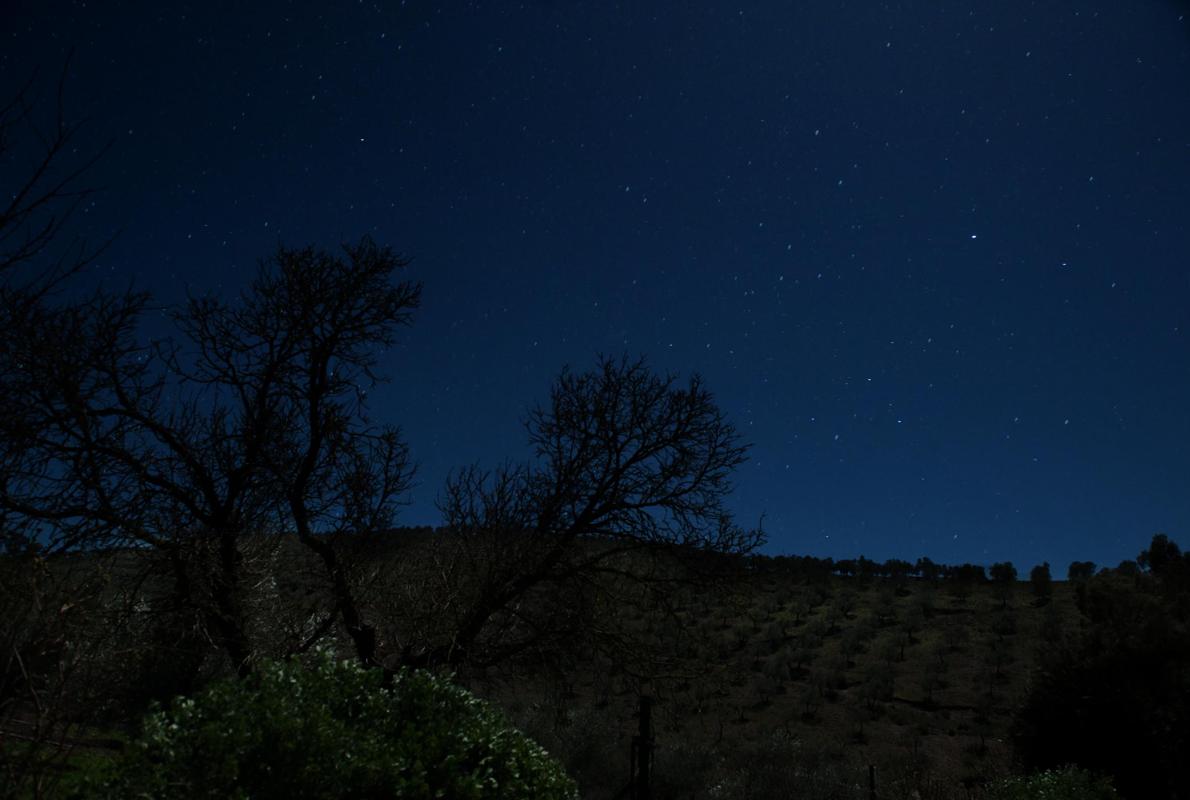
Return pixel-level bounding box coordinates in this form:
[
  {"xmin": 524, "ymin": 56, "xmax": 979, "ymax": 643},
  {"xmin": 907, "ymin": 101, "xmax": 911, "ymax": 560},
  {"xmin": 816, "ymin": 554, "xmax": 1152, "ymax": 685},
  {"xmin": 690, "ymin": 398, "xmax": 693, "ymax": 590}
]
[
  {"xmin": 472, "ymin": 562, "xmax": 1080, "ymax": 799},
  {"xmin": 6, "ymin": 536, "xmax": 1184, "ymax": 799}
]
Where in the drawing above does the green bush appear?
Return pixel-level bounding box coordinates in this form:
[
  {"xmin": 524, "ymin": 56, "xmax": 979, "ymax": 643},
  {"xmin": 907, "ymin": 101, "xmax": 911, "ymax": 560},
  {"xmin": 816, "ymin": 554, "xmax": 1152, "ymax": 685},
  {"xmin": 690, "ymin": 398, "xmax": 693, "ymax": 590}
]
[
  {"xmin": 72, "ymin": 650, "xmax": 576, "ymax": 799},
  {"xmin": 987, "ymin": 765, "xmax": 1119, "ymax": 800}
]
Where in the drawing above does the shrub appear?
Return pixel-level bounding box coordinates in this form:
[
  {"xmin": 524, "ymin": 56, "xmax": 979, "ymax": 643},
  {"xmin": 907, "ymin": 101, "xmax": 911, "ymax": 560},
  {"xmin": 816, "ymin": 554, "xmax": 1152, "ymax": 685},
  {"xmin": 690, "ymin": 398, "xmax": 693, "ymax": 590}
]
[
  {"xmin": 71, "ymin": 650, "xmax": 576, "ymax": 799},
  {"xmin": 986, "ymin": 765, "xmax": 1118, "ymax": 799}
]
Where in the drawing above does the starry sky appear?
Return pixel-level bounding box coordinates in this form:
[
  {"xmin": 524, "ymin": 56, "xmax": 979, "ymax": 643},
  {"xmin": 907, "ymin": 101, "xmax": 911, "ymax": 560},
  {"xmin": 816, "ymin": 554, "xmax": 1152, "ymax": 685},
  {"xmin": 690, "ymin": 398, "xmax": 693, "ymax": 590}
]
[{"xmin": 5, "ymin": 1, "xmax": 1190, "ymax": 570}]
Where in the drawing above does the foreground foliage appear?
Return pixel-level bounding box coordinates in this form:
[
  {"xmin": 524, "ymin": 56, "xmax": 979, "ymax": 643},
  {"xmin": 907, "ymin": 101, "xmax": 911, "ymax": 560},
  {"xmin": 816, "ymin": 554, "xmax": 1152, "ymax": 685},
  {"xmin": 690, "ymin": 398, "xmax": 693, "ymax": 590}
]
[
  {"xmin": 70, "ymin": 651, "xmax": 576, "ymax": 800},
  {"xmin": 987, "ymin": 765, "xmax": 1119, "ymax": 799}
]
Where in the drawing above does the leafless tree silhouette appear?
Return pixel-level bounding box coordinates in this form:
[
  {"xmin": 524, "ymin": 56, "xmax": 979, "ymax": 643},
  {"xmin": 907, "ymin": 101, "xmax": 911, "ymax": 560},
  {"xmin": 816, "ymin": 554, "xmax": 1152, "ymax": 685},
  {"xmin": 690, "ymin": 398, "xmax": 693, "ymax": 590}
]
[
  {"xmin": 0, "ymin": 53, "xmax": 111, "ymax": 293},
  {"xmin": 0, "ymin": 237, "xmax": 420, "ymax": 675},
  {"xmin": 387, "ymin": 355, "xmax": 763, "ymax": 672}
]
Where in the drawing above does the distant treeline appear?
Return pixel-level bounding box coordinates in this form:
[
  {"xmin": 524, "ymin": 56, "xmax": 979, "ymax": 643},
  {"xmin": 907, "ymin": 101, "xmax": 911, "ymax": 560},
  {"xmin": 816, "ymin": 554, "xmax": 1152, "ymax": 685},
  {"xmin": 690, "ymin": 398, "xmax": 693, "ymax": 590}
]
[
  {"xmin": 745, "ymin": 546, "xmax": 1172, "ymax": 584},
  {"xmin": 325, "ymin": 525, "xmax": 1176, "ymax": 587}
]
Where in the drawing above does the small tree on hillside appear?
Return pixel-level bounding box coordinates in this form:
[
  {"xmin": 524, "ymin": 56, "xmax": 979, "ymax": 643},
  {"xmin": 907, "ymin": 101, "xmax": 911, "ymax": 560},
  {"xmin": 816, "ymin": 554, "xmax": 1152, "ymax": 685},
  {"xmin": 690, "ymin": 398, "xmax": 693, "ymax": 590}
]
[
  {"xmin": 990, "ymin": 562, "xmax": 1018, "ymax": 608},
  {"xmin": 915, "ymin": 556, "xmax": 942, "ymax": 582},
  {"xmin": 1029, "ymin": 562, "xmax": 1053, "ymax": 605},
  {"xmin": 874, "ymin": 584, "xmax": 898, "ymax": 626},
  {"xmin": 920, "ymin": 658, "xmax": 944, "ymax": 707},
  {"xmin": 948, "ymin": 563, "xmax": 986, "ymax": 605},
  {"xmin": 836, "ymin": 589, "xmax": 859, "ymax": 619},
  {"xmin": 883, "ymin": 558, "xmax": 913, "ymax": 593}
]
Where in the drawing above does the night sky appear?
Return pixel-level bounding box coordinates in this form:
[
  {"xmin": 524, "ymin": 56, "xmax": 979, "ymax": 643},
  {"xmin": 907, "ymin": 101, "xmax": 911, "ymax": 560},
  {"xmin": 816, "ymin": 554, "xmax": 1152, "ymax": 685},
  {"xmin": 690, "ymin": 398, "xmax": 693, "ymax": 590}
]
[{"xmin": 5, "ymin": 2, "xmax": 1189, "ymax": 571}]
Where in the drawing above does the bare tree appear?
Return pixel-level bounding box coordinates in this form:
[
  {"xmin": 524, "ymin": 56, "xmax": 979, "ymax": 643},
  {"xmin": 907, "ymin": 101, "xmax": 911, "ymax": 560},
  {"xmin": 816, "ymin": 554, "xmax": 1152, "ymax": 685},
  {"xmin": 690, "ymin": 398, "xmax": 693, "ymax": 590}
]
[
  {"xmin": 0, "ymin": 238, "xmax": 420, "ymax": 675},
  {"xmin": 0, "ymin": 58, "xmax": 124, "ymax": 797},
  {"xmin": 384, "ymin": 355, "xmax": 763, "ymax": 672},
  {"xmin": 0, "ymin": 54, "xmax": 111, "ymax": 295},
  {"xmin": 1, "ymin": 59, "xmax": 760, "ymax": 700},
  {"xmin": 990, "ymin": 561, "xmax": 1017, "ymax": 609},
  {"xmin": 0, "ymin": 56, "xmax": 114, "ymax": 556}
]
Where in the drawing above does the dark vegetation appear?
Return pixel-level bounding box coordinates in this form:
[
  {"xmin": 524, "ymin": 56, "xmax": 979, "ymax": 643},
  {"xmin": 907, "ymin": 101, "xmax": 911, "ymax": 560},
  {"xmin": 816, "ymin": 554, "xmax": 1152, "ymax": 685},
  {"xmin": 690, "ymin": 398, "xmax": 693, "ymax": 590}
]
[
  {"xmin": 66, "ymin": 650, "xmax": 576, "ymax": 800},
  {"xmin": 7, "ymin": 528, "xmax": 1186, "ymax": 798},
  {"xmin": 483, "ymin": 541, "xmax": 1189, "ymax": 799},
  {"xmin": 3, "ymin": 68, "xmax": 1187, "ymax": 800},
  {"xmin": 1013, "ymin": 534, "xmax": 1190, "ymax": 799}
]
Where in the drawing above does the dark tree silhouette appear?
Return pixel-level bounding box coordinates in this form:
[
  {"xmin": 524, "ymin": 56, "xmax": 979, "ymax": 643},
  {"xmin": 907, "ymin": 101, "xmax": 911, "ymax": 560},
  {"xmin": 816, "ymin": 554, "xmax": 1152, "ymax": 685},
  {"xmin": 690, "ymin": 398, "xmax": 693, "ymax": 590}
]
[
  {"xmin": 1115, "ymin": 559, "xmax": 1140, "ymax": 577},
  {"xmin": 990, "ymin": 561, "xmax": 1017, "ymax": 608},
  {"xmin": 0, "ymin": 61, "xmax": 121, "ymax": 795},
  {"xmin": 0, "ymin": 238, "xmax": 421, "ymax": 675},
  {"xmin": 915, "ymin": 556, "xmax": 942, "ymax": 582},
  {"xmin": 952, "ymin": 563, "xmax": 987, "ymax": 582},
  {"xmin": 1067, "ymin": 560, "xmax": 1096, "ymax": 581},
  {"xmin": 1, "ymin": 58, "xmax": 115, "ymax": 555},
  {"xmin": 883, "ymin": 558, "xmax": 913, "ymax": 589},
  {"xmin": 1138, "ymin": 533, "xmax": 1184, "ymax": 578},
  {"xmin": 989, "ymin": 562, "xmax": 1017, "ymax": 582},
  {"xmin": 395, "ymin": 355, "xmax": 763, "ymax": 671},
  {"xmin": 0, "ymin": 55, "xmax": 111, "ymax": 296},
  {"xmin": 1029, "ymin": 562, "xmax": 1053, "ymax": 604}
]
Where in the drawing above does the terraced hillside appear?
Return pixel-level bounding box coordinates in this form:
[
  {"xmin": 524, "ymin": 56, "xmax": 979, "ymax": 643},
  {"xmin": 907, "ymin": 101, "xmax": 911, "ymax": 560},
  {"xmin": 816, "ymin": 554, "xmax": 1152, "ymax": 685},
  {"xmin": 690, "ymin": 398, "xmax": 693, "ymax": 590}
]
[{"xmin": 477, "ymin": 561, "xmax": 1080, "ymax": 799}]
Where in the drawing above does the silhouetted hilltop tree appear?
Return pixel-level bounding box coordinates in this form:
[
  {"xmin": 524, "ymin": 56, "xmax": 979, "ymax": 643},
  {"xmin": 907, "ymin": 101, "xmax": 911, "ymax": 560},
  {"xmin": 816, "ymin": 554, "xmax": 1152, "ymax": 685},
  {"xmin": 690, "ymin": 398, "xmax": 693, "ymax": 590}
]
[
  {"xmin": 947, "ymin": 563, "xmax": 985, "ymax": 583},
  {"xmin": 1029, "ymin": 562, "xmax": 1053, "ymax": 604},
  {"xmin": 883, "ymin": 558, "xmax": 912, "ymax": 581},
  {"xmin": 1115, "ymin": 559, "xmax": 1140, "ymax": 577},
  {"xmin": 1138, "ymin": 533, "xmax": 1179, "ymax": 572},
  {"xmin": 990, "ymin": 562, "xmax": 1018, "ymax": 608},
  {"xmin": 1138, "ymin": 533, "xmax": 1189, "ymax": 588},
  {"xmin": 915, "ymin": 556, "xmax": 942, "ymax": 581},
  {"xmin": 1067, "ymin": 561, "xmax": 1096, "ymax": 581},
  {"xmin": 989, "ymin": 562, "xmax": 1017, "ymax": 583}
]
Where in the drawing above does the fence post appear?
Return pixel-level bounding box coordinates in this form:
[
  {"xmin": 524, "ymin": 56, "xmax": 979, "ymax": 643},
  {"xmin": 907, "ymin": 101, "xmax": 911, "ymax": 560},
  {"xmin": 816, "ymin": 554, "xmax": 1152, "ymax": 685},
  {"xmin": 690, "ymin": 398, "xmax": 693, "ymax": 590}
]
[
  {"xmin": 629, "ymin": 695, "xmax": 653, "ymax": 800},
  {"xmin": 869, "ymin": 764, "xmax": 877, "ymax": 800}
]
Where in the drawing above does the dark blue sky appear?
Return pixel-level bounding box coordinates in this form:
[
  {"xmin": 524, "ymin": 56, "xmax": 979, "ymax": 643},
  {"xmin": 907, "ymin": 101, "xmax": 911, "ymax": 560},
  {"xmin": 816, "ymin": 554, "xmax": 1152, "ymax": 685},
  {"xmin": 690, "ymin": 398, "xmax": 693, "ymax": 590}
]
[{"xmin": 5, "ymin": 1, "xmax": 1189, "ymax": 569}]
